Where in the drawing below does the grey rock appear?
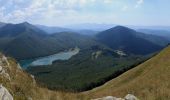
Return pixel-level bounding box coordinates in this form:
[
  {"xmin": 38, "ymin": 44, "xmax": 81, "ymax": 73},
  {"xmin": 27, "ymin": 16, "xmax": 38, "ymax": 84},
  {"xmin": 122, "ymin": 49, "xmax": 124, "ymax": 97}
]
[
  {"xmin": 2, "ymin": 56, "xmax": 9, "ymax": 66},
  {"xmin": 0, "ymin": 84, "xmax": 13, "ymax": 100},
  {"xmin": 124, "ymin": 94, "xmax": 138, "ymax": 100},
  {"xmin": 92, "ymin": 96, "xmax": 124, "ymax": 100},
  {"xmin": 92, "ymin": 94, "xmax": 138, "ymax": 100}
]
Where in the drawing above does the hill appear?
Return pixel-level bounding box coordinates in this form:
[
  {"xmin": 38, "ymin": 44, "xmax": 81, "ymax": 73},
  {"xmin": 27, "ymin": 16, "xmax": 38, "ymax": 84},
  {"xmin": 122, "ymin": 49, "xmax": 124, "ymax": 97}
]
[
  {"xmin": 0, "ymin": 22, "xmax": 100, "ymax": 60},
  {"xmin": 83, "ymin": 45, "xmax": 170, "ymax": 100},
  {"xmin": 0, "ymin": 22, "xmax": 46, "ymax": 37},
  {"xmin": 96, "ymin": 26, "xmax": 163, "ymax": 55}
]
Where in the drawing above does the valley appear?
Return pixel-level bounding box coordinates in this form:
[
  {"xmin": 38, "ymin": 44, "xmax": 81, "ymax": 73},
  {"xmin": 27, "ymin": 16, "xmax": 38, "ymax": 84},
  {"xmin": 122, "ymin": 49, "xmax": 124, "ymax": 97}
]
[{"xmin": 27, "ymin": 47, "xmax": 150, "ymax": 92}]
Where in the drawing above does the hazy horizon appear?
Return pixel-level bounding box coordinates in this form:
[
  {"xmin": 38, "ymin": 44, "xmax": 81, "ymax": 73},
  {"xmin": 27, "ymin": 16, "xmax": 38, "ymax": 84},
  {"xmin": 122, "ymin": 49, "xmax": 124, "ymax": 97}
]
[{"xmin": 0, "ymin": 0, "xmax": 170, "ymax": 26}]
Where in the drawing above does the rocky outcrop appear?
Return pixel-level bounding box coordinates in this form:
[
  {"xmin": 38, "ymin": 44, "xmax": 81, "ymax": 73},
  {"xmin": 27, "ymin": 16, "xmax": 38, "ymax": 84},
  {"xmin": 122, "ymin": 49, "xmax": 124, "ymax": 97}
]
[
  {"xmin": 0, "ymin": 54, "xmax": 13, "ymax": 100},
  {"xmin": 0, "ymin": 65, "xmax": 11, "ymax": 81},
  {"xmin": 0, "ymin": 84, "xmax": 13, "ymax": 100},
  {"xmin": 92, "ymin": 94, "xmax": 139, "ymax": 100},
  {"xmin": 0, "ymin": 54, "xmax": 12, "ymax": 81},
  {"xmin": 1, "ymin": 56, "xmax": 10, "ymax": 66}
]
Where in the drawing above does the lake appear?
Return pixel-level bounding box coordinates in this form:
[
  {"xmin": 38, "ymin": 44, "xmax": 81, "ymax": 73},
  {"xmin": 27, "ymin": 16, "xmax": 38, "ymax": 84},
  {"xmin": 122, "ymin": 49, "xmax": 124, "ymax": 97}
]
[{"xmin": 19, "ymin": 47, "xmax": 80, "ymax": 69}]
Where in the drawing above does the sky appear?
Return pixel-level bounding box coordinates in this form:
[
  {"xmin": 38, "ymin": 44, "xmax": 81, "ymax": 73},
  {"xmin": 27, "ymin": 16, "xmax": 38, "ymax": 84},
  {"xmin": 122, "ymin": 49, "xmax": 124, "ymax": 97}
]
[{"xmin": 0, "ymin": 0, "xmax": 170, "ymax": 26}]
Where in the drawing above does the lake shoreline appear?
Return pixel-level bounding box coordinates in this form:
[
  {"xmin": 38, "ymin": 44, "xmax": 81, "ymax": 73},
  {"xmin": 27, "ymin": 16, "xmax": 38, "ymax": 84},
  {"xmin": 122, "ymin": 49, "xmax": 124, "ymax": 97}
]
[{"xmin": 19, "ymin": 47, "xmax": 80, "ymax": 69}]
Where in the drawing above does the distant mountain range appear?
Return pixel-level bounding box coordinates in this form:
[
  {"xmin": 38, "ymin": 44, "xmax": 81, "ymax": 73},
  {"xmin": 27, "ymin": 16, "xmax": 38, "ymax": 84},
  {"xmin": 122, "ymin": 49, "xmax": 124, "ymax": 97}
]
[
  {"xmin": 138, "ymin": 29, "xmax": 170, "ymax": 40},
  {"xmin": 36, "ymin": 25, "xmax": 73, "ymax": 34},
  {"xmin": 0, "ymin": 22, "xmax": 169, "ymax": 60},
  {"xmin": 64, "ymin": 23, "xmax": 116, "ymax": 31},
  {"xmin": 130, "ymin": 25, "xmax": 170, "ymax": 31}
]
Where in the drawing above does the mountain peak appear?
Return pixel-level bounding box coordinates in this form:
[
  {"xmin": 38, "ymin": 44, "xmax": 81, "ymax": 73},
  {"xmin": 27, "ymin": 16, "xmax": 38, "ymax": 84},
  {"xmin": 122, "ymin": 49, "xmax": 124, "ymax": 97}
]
[
  {"xmin": 110, "ymin": 25, "xmax": 135, "ymax": 32},
  {"xmin": 22, "ymin": 21, "xmax": 30, "ymax": 24},
  {"xmin": 0, "ymin": 21, "xmax": 47, "ymax": 37},
  {"xmin": 19, "ymin": 21, "xmax": 31, "ymax": 26}
]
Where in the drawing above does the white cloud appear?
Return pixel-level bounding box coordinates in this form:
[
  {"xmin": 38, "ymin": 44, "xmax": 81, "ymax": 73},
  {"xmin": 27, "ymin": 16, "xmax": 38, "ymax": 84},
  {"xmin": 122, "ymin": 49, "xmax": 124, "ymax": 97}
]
[
  {"xmin": 137, "ymin": 0, "xmax": 144, "ymax": 4},
  {"xmin": 0, "ymin": 0, "xmax": 95, "ymax": 22},
  {"xmin": 135, "ymin": 0, "xmax": 144, "ymax": 8},
  {"xmin": 0, "ymin": 0, "xmax": 146, "ymax": 25}
]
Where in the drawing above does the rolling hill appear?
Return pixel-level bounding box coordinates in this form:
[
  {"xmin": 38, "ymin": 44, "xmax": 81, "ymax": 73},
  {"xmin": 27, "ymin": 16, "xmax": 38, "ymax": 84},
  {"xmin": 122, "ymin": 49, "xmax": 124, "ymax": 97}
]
[
  {"xmin": 0, "ymin": 22, "xmax": 100, "ymax": 60},
  {"xmin": 96, "ymin": 26, "xmax": 163, "ymax": 55}
]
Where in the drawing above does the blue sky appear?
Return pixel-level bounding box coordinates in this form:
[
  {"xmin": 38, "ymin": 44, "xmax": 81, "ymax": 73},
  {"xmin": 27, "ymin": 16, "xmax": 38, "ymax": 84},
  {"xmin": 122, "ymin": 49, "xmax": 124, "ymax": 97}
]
[{"xmin": 0, "ymin": 0, "xmax": 169, "ymax": 26}]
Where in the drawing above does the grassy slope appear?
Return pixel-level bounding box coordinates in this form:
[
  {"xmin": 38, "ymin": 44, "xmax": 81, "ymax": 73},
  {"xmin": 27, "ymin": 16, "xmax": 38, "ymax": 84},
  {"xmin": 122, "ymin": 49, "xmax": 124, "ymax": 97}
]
[{"xmin": 82, "ymin": 46, "xmax": 170, "ymax": 100}]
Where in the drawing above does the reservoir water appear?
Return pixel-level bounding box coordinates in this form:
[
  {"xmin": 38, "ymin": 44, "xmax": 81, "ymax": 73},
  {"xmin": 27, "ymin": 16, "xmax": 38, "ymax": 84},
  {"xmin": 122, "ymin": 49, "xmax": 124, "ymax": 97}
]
[{"xmin": 19, "ymin": 48, "xmax": 79, "ymax": 69}]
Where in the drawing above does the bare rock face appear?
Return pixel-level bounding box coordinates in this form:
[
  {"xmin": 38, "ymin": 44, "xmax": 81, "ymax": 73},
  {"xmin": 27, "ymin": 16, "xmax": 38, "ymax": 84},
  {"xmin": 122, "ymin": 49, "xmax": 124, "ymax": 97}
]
[
  {"xmin": 92, "ymin": 94, "xmax": 138, "ymax": 100},
  {"xmin": 2, "ymin": 56, "xmax": 10, "ymax": 66},
  {"xmin": 0, "ymin": 84, "xmax": 13, "ymax": 100}
]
